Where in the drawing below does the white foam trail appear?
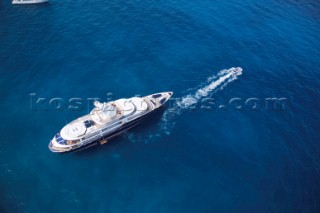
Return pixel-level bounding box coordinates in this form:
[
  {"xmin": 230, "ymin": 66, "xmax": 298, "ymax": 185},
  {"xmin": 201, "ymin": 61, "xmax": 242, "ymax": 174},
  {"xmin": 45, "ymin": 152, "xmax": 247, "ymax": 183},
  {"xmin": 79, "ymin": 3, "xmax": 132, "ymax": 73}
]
[
  {"xmin": 127, "ymin": 67, "xmax": 243, "ymax": 143},
  {"xmin": 177, "ymin": 67, "xmax": 243, "ymax": 108}
]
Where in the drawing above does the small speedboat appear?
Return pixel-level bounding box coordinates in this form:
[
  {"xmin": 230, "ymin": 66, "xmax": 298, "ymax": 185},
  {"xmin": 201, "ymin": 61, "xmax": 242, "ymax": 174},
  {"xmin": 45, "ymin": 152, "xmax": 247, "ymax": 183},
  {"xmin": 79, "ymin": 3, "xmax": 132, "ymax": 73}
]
[
  {"xmin": 12, "ymin": 0, "xmax": 48, "ymax": 4},
  {"xmin": 49, "ymin": 92, "xmax": 173, "ymax": 153}
]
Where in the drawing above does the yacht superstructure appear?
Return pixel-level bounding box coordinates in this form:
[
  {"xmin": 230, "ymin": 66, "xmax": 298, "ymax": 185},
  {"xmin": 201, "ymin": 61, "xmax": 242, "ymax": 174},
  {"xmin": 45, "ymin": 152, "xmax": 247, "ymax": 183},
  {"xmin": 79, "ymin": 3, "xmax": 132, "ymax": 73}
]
[{"xmin": 49, "ymin": 92, "xmax": 173, "ymax": 153}]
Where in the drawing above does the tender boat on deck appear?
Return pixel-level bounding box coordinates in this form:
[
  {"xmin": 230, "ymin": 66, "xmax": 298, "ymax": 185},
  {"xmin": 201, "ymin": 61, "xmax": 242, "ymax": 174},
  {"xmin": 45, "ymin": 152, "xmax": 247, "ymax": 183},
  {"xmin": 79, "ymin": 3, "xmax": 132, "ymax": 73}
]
[
  {"xmin": 49, "ymin": 92, "xmax": 173, "ymax": 153},
  {"xmin": 12, "ymin": 0, "xmax": 48, "ymax": 4}
]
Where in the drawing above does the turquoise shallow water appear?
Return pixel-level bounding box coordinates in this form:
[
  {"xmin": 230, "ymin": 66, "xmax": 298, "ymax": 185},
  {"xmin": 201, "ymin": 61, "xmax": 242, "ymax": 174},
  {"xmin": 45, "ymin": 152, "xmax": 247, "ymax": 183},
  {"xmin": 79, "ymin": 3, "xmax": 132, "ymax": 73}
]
[{"xmin": 1, "ymin": 0, "xmax": 320, "ymax": 212}]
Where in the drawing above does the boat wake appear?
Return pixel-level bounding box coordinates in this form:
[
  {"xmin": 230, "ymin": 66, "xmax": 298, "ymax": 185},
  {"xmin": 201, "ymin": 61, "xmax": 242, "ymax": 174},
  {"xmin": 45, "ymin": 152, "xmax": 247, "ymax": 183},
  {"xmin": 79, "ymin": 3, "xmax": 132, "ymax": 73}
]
[
  {"xmin": 127, "ymin": 67, "xmax": 243, "ymax": 144},
  {"xmin": 177, "ymin": 67, "xmax": 243, "ymax": 109}
]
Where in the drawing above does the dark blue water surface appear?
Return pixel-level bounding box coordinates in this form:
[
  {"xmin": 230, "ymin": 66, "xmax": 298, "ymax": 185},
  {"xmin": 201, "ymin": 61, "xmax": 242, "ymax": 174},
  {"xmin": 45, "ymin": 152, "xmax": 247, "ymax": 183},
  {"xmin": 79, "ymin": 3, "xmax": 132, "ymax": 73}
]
[{"xmin": 1, "ymin": 0, "xmax": 320, "ymax": 212}]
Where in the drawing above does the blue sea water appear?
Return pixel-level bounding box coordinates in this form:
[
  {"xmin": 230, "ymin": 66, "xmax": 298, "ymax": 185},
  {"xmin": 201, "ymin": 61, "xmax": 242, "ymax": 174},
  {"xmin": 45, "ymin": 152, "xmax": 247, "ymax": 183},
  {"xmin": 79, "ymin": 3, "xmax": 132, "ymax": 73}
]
[{"xmin": 1, "ymin": 0, "xmax": 320, "ymax": 212}]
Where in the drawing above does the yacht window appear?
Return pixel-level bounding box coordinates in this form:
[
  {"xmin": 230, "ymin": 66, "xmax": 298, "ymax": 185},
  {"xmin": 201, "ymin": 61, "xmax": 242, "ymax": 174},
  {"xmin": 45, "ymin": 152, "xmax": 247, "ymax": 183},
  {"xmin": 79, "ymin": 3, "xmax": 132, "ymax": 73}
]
[
  {"xmin": 160, "ymin": 98, "xmax": 166, "ymax": 104},
  {"xmin": 152, "ymin": 94, "xmax": 162, "ymax": 98},
  {"xmin": 55, "ymin": 133, "xmax": 66, "ymax": 145}
]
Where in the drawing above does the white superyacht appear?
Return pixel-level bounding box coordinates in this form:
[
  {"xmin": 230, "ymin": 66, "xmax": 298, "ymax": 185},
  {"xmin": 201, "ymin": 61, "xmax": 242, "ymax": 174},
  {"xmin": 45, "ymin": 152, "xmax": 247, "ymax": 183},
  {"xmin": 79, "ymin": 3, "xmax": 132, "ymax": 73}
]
[{"xmin": 49, "ymin": 92, "xmax": 173, "ymax": 153}]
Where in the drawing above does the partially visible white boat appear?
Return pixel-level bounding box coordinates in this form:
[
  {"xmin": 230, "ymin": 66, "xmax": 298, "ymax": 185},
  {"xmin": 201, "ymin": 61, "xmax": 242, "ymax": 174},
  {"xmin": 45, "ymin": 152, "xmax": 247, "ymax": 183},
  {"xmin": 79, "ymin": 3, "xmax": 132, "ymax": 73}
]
[{"xmin": 12, "ymin": 0, "xmax": 48, "ymax": 4}]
